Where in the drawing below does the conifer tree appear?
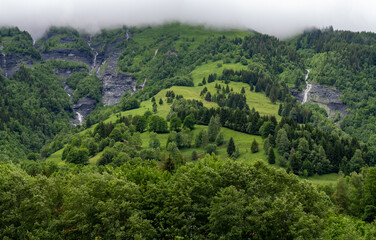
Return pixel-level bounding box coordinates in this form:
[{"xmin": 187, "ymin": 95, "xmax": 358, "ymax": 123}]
[
  {"xmin": 241, "ymin": 87, "xmax": 245, "ymax": 94},
  {"xmin": 227, "ymin": 137, "xmax": 235, "ymax": 156},
  {"xmin": 251, "ymin": 139, "xmax": 259, "ymax": 153},
  {"xmin": 268, "ymin": 148, "xmax": 275, "ymax": 164}
]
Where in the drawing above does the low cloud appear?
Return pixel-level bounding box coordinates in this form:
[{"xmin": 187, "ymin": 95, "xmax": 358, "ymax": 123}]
[{"xmin": 1, "ymin": 0, "xmax": 376, "ymax": 39}]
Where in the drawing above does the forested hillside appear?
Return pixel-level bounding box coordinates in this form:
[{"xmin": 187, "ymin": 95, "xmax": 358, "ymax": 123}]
[
  {"xmin": 1, "ymin": 23, "xmax": 376, "ymax": 238},
  {"xmin": 291, "ymin": 27, "xmax": 376, "ymax": 145}
]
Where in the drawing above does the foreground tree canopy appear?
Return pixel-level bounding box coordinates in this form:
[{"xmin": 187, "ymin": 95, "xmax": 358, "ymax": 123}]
[{"xmin": 0, "ymin": 155, "xmax": 338, "ymax": 239}]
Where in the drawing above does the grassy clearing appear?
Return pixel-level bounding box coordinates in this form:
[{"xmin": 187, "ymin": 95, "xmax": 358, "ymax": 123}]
[
  {"xmin": 303, "ymin": 173, "xmax": 339, "ymax": 186},
  {"xmin": 138, "ymin": 125, "xmax": 267, "ymax": 163},
  {"xmin": 45, "ymin": 148, "xmax": 65, "ymax": 165}
]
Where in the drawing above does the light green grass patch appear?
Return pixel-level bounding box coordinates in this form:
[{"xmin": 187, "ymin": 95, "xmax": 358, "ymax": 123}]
[
  {"xmin": 139, "ymin": 125, "xmax": 267, "ymax": 163},
  {"xmin": 45, "ymin": 148, "xmax": 65, "ymax": 165},
  {"xmin": 89, "ymin": 151, "xmax": 103, "ymax": 164},
  {"xmin": 303, "ymin": 173, "xmax": 339, "ymax": 186}
]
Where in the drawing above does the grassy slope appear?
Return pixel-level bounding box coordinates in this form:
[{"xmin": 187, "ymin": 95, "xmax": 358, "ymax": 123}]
[
  {"xmin": 47, "ymin": 60, "xmax": 284, "ymax": 168},
  {"xmin": 304, "ymin": 173, "xmax": 339, "ymax": 186}
]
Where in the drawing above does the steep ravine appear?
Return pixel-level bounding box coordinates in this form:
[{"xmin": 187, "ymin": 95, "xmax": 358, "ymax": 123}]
[{"xmin": 40, "ymin": 32, "xmax": 137, "ymax": 125}]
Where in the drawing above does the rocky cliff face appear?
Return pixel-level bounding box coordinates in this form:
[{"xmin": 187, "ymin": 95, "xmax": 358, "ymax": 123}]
[
  {"xmin": 0, "ymin": 53, "xmax": 34, "ymax": 78},
  {"xmin": 39, "ymin": 31, "xmax": 136, "ymax": 124},
  {"xmin": 42, "ymin": 48, "xmax": 93, "ymax": 66},
  {"xmin": 1, "ymin": 29, "xmax": 136, "ymax": 125},
  {"xmin": 54, "ymin": 68, "xmax": 97, "ymax": 125},
  {"xmin": 291, "ymin": 82, "xmax": 349, "ymax": 121},
  {"xmin": 93, "ymin": 36, "xmax": 135, "ymax": 106}
]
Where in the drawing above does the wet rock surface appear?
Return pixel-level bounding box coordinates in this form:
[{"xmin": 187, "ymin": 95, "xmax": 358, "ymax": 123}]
[
  {"xmin": 2, "ymin": 30, "xmax": 136, "ymax": 125},
  {"xmin": 53, "ymin": 68, "xmax": 97, "ymax": 125},
  {"xmin": 70, "ymin": 97, "xmax": 97, "ymax": 126},
  {"xmin": 95, "ymin": 38, "xmax": 135, "ymax": 106},
  {"xmin": 42, "ymin": 48, "xmax": 93, "ymax": 66},
  {"xmin": 291, "ymin": 82, "xmax": 349, "ymax": 121},
  {"xmin": 0, "ymin": 53, "xmax": 34, "ymax": 78}
]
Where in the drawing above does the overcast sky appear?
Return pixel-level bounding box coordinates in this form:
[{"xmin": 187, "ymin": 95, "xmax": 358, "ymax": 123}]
[{"xmin": 1, "ymin": 0, "xmax": 376, "ymax": 39}]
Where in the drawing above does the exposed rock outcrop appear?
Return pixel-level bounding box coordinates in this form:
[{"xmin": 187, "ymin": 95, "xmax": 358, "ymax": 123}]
[
  {"xmin": 70, "ymin": 97, "xmax": 97, "ymax": 126},
  {"xmin": 42, "ymin": 48, "xmax": 93, "ymax": 66},
  {"xmin": 291, "ymin": 82, "xmax": 349, "ymax": 121},
  {"xmin": 94, "ymin": 37, "xmax": 135, "ymax": 106},
  {"xmin": 0, "ymin": 53, "xmax": 34, "ymax": 78}
]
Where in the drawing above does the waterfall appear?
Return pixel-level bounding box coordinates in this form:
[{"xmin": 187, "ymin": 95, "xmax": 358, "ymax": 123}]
[
  {"xmin": 96, "ymin": 60, "xmax": 106, "ymax": 75},
  {"xmin": 76, "ymin": 112, "xmax": 83, "ymax": 125},
  {"xmin": 302, "ymin": 69, "xmax": 312, "ymax": 104},
  {"xmin": 2, "ymin": 53, "xmax": 7, "ymax": 78},
  {"xmin": 126, "ymin": 29, "xmax": 129, "ymax": 41},
  {"xmin": 140, "ymin": 78, "xmax": 147, "ymax": 90},
  {"xmin": 88, "ymin": 36, "xmax": 98, "ymax": 74}
]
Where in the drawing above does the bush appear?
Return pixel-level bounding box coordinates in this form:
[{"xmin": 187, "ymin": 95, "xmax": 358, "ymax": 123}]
[
  {"xmin": 251, "ymin": 139, "xmax": 259, "ymax": 153},
  {"xmin": 206, "ymin": 144, "xmax": 217, "ymax": 155}
]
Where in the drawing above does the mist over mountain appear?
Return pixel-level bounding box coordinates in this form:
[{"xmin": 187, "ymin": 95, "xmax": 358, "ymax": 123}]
[{"xmin": 1, "ymin": 0, "xmax": 376, "ymax": 39}]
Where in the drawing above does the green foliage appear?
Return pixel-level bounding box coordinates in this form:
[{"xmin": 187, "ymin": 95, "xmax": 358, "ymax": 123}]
[
  {"xmin": 268, "ymin": 148, "xmax": 275, "ymax": 164},
  {"xmin": 148, "ymin": 115, "xmax": 168, "ymax": 133},
  {"xmin": 0, "ymin": 156, "xmax": 337, "ymax": 239},
  {"xmin": 72, "ymin": 75, "xmax": 103, "ymax": 103},
  {"xmin": 206, "ymin": 143, "xmax": 217, "ymax": 155},
  {"xmin": 227, "ymin": 137, "xmax": 235, "ymax": 156},
  {"xmin": 294, "ymin": 29, "xmax": 376, "ymax": 142},
  {"xmin": 215, "ymin": 131, "xmax": 224, "ymax": 146},
  {"xmin": 183, "ymin": 113, "xmax": 195, "ymax": 130},
  {"xmin": 251, "ymin": 138, "xmax": 259, "ymax": 153},
  {"xmin": 276, "ymin": 128, "xmax": 290, "ymax": 155},
  {"xmin": 169, "ymin": 116, "xmax": 182, "ymax": 132},
  {"xmin": 97, "ymin": 147, "xmax": 118, "ymax": 165},
  {"xmin": 0, "ymin": 27, "xmax": 41, "ymax": 59},
  {"xmin": 0, "ymin": 64, "xmax": 71, "ymax": 159},
  {"xmin": 37, "ymin": 26, "xmax": 91, "ymax": 53},
  {"xmin": 208, "ymin": 115, "xmax": 221, "ymax": 142}
]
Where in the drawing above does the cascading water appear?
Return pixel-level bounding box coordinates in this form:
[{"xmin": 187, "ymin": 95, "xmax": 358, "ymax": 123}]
[
  {"xmin": 126, "ymin": 29, "xmax": 129, "ymax": 41},
  {"xmin": 76, "ymin": 112, "xmax": 83, "ymax": 126},
  {"xmin": 88, "ymin": 36, "xmax": 98, "ymax": 74},
  {"xmin": 2, "ymin": 53, "xmax": 7, "ymax": 78},
  {"xmin": 96, "ymin": 60, "xmax": 106, "ymax": 75},
  {"xmin": 302, "ymin": 69, "xmax": 311, "ymax": 104}
]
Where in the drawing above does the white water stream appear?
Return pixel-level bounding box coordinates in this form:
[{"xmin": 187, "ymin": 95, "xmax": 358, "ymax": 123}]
[
  {"xmin": 76, "ymin": 112, "xmax": 83, "ymax": 125},
  {"xmin": 125, "ymin": 29, "xmax": 130, "ymax": 41},
  {"xmin": 88, "ymin": 36, "xmax": 98, "ymax": 74},
  {"xmin": 96, "ymin": 60, "xmax": 106, "ymax": 75},
  {"xmin": 302, "ymin": 69, "xmax": 311, "ymax": 104},
  {"xmin": 2, "ymin": 53, "xmax": 7, "ymax": 78}
]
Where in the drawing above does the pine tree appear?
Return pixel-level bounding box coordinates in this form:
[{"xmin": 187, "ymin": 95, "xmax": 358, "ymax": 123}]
[
  {"xmin": 227, "ymin": 137, "xmax": 235, "ymax": 156},
  {"xmin": 276, "ymin": 128, "xmax": 290, "ymax": 155},
  {"xmin": 191, "ymin": 150, "xmax": 198, "ymax": 160},
  {"xmin": 205, "ymin": 92, "xmax": 212, "ymax": 101},
  {"xmin": 152, "ymin": 102, "xmax": 158, "ymax": 113},
  {"xmin": 241, "ymin": 87, "xmax": 245, "ymax": 94},
  {"xmin": 208, "ymin": 115, "xmax": 221, "ymax": 142},
  {"xmin": 268, "ymin": 148, "xmax": 275, "ymax": 164},
  {"xmin": 251, "ymin": 139, "xmax": 259, "ymax": 153},
  {"xmin": 162, "ymin": 156, "xmax": 176, "ymax": 172},
  {"xmin": 159, "ymin": 98, "xmax": 163, "ymax": 105}
]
